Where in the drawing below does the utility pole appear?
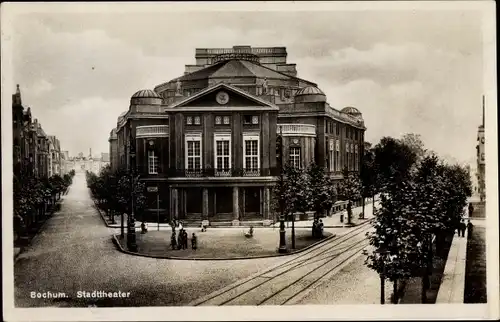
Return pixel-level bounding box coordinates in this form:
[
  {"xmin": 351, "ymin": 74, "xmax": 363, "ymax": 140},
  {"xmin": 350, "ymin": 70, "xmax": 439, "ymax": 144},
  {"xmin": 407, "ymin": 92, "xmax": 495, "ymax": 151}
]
[
  {"xmin": 127, "ymin": 130, "xmax": 137, "ymax": 251},
  {"xmin": 277, "ymin": 125, "xmax": 287, "ymax": 253}
]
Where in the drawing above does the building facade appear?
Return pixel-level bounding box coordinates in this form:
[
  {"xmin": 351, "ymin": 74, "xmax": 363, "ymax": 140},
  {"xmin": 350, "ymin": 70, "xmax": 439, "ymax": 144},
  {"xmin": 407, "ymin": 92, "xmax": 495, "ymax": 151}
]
[
  {"xmin": 48, "ymin": 135, "xmax": 62, "ymax": 177},
  {"xmin": 13, "ymin": 85, "xmax": 66, "ymax": 180},
  {"xmin": 476, "ymin": 96, "xmax": 485, "ymax": 201},
  {"xmin": 110, "ymin": 46, "xmax": 366, "ymax": 225},
  {"xmin": 67, "ymin": 149, "xmax": 110, "ymax": 174}
]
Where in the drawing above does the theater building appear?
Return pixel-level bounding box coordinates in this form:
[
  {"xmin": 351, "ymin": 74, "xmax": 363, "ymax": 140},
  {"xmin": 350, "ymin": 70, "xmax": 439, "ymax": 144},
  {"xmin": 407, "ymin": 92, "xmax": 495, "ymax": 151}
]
[{"xmin": 111, "ymin": 46, "xmax": 366, "ymax": 226}]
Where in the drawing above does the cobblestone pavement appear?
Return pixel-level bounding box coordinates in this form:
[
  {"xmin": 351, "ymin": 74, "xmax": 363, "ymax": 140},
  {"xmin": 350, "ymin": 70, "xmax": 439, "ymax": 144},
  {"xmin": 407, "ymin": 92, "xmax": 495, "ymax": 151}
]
[
  {"xmin": 13, "ymin": 173, "xmax": 288, "ymax": 307},
  {"xmin": 190, "ymin": 220, "xmax": 376, "ymax": 306}
]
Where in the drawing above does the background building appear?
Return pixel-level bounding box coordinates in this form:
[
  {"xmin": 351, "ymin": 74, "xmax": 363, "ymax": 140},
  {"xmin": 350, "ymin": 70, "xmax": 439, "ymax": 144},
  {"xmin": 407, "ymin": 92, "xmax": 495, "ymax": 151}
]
[
  {"xmin": 13, "ymin": 85, "xmax": 66, "ymax": 180},
  {"xmin": 67, "ymin": 149, "xmax": 110, "ymax": 174},
  {"xmin": 110, "ymin": 45, "xmax": 367, "ymax": 225}
]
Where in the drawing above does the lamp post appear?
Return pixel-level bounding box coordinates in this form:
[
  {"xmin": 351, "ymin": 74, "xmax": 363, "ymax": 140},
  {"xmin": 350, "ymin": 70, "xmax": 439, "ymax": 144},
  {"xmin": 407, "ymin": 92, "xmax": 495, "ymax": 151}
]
[
  {"xmin": 277, "ymin": 125, "xmax": 287, "ymax": 253},
  {"xmin": 127, "ymin": 133, "xmax": 138, "ymax": 252}
]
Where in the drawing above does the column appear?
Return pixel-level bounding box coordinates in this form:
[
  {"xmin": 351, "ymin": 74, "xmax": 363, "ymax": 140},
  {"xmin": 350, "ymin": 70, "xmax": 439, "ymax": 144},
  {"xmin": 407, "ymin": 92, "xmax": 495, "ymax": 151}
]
[
  {"xmin": 263, "ymin": 187, "xmax": 271, "ymax": 226},
  {"xmin": 232, "ymin": 186, "xmax": 239, "ymax": 225},
  {"xmin": 170, "ymin": 188, "xmax": 179, "ymax": 220},
  {"xmin": 202, "ymin": 188, "xmax": 209, "ymax": 219}
]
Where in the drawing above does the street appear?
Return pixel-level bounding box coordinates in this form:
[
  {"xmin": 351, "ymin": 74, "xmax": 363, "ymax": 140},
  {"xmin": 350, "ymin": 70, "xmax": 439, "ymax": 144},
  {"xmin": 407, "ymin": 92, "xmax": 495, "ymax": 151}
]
[
  {"xmin": 14, "ymin": 172, "xmax": 387, "ymax": 307},
  {"xmin": 14, "ymin": 172, "xmax": 288, "ymax": 307}
]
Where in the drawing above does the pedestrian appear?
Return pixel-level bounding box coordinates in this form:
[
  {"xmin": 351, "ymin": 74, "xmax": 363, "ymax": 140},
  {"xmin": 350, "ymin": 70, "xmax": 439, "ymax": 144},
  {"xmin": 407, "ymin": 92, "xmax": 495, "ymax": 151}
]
[
  {"xmin": 467, "ymin": 220, "xmax": 474, "ymax": 237},
  {"xmin": 183, "ymin": 230, "xmax": 189, "ymax": 249},
  {"xmin": 177, "ymin": 229, "xmax": 183, "ymax": 250},
  {"xmin": 318, "ymin": 219, "xmax": 324, "ymax": 238},
  {"xmin": 460, "ymin": 219, "xmax": 467, "ymax": 237},
  {"xmin": 171, "ymin": 231, "xmax": 177, "ymax": 250},
  {"xmin": 312, "ymin": 218, "xmax": 318, "ymax": 238},
  {"xmin": 468, "ymin": 203, "xmax": 474, "ymax": 218},
  {"xmin": 191, "ymin": 233, "xmax": 197, "ymax": 250}
]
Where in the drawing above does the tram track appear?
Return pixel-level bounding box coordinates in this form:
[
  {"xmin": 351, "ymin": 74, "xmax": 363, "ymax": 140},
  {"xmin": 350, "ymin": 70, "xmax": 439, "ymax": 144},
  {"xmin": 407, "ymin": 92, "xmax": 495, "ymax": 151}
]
[{"xmin": 192, "ymin": 219, "xmax": 373, "ymax": 306}]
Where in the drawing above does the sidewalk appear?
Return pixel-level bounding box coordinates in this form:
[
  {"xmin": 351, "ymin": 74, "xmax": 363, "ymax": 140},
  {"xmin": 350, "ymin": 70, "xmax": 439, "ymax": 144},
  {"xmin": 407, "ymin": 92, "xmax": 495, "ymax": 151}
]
[
  {"xmin": 271, "ymin": 200, "xmax": 379, "ymax": 228},
  {"xmin": 98, "ymin": 199, "xmax": 379, "ymax": 230},
  {"xmin": 435, "ymin": 231, "xmax": 468, "ymax": 303}
]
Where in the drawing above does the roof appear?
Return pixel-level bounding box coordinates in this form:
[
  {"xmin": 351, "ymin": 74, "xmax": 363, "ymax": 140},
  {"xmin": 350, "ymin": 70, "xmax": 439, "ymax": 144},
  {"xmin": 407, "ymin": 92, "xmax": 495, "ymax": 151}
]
[
  {"xmin": 36, "ymin": 126, "xmax": 47, "ymax": 137},
  {"xmin": 341, "ymin": 106, "xmax": 362, "ymax": 115},
  {"xmin": 295, "ymin": 86, "xmax": 325, "ymax": 96},
  {"xmin": 168, "ymin": 82, "xmax": 279, "ymax": 111},
  {"xmin": 155, "ymin": 58, "xmax": 316, "ymax": 90},
  {"xmin": 131, "ymin": 89, "xmax": 161, "ymax": 99}
]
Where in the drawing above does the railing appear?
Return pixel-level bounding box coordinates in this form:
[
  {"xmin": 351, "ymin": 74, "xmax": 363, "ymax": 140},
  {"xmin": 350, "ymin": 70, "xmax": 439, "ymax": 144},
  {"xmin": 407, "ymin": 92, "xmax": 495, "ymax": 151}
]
[
  {"xmin": 166, "ymin": 167, "xmax": 281, "ymax": 178},
  {"xmin": 213, "ymin": 53, "xmax": 260, "ymax": 64},
  {"xmin": 277, "ymin": 124, "xmax": 316, "ymax": 137},
  {"xmin": 199, "ymin": 47, "xmax": 287, "ymax": 56},
  {"xmin": 136, "ymin": 125, "xmax": 169, "ymax": 138}
]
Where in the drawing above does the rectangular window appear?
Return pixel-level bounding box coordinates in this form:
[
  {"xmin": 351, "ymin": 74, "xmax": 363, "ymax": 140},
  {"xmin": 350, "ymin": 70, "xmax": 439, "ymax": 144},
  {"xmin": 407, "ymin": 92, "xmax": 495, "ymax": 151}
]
[
  {"xmin": 194, "ymin": 116, "xmax": 201, "ymax": 125},
  {"xmin": 290, "ymin": 147, "xmax": 301, "ymax": 168},
  {"xmin": 215, "ymin": 116, "xmax": 222, "ymax": 125},
  {"xmin": 243, "ymin": 134, "xmax": 260, "ymax": 175},
  {"xmin": 214, "ymin": 134, "xmax": 231, "ymax": 175},
  {"xmin": 186, "ymin": 116, "xmax": 193, "ymax": 125},
  {"xmin": 354, "ymin": 145, "xmax": 359, "ymax": 171},
  {"xmin": 336, "ymin": 124, "xmax": 340, "ymax": 136},
  {"xmin": 243, "ymin": 115, "xmax": 253, "ymax": 124},
  {"xmin": 329, "ymin": 139, "xmax": 334, "ymax": 171},
  {"xmin": 223, "ymin": 116, "xmax": 230, "ymax": 125},
  {"xmin": 335, "ymin": 140, "xmax": 340, "ymax": 171},
  {"xmin": 325, "ymin": 121, "xmax": 329, "ymax": 133},
  {"xmin": 185, "ymin": 135, "xmax": 202, "ymax": 172},
  {"xmin": 147, "ymin": 150, "xmax": 158, "ymax": 174},
  {"xmin": 355, "ymin": 130, "xmax": 358, "ymax": 140}
]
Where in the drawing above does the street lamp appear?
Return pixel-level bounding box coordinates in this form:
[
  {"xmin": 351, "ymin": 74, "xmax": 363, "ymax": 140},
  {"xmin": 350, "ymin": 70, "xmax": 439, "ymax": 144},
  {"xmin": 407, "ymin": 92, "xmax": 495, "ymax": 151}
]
[
  {"xmin": 277, "ymin": 125, "xmax": 287, "ymax": 253},
  {"xmin": 127, "ymin": 135, "xmax": 138, "ymax": 252}
]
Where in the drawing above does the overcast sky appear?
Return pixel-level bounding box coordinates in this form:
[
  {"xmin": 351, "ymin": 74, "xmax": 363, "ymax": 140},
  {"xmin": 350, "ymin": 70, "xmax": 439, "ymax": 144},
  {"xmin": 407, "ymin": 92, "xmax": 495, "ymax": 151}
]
[{"xmin": 7, "ymin": 4, "xmax": 486, "ymax": 165}]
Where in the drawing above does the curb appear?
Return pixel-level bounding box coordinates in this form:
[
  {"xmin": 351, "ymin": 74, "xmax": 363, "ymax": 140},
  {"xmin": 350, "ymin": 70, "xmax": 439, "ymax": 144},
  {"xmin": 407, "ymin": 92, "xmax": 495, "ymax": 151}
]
[
  {"xmin": 111, "ymin": 232, "xmax": 337, "ymax": 261},
  {"xmin": 93, "ymin": 200, "xmax": 120, "ymax": 228}
]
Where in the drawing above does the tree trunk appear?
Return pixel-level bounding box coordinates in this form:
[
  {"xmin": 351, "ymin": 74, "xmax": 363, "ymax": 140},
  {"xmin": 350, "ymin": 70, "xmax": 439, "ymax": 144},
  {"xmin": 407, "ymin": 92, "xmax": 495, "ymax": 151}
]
[
  {"xmin": 292, "ymin": 214, "xmax": 296, "ymax": 249},
  {"xmin": 347, "ymin": 201, "xmax": 352, "ymax": 224},
  {"xmin": 361, "ymin": 197, "xmax": 365, "ymax": 218},
  {"xmin": 120, "ymin": 212, "xmax": 125, "ymax": 238},
  {"xmin": 373, "ymin": 193, "xmax": 376, "ymax": 215},
  {"xmin": 392, "ymin": 279, "xmax": 398, "ymax": 304},
  {"xmin": 380, "ymin": 275, "xmax": 386, "ymax": 304}
]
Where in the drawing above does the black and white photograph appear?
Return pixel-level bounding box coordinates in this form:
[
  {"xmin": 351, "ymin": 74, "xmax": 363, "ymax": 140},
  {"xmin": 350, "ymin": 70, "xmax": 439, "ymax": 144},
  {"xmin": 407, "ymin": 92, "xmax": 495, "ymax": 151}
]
[{"xmin": 2, "ymin": 1, "xmax": 498, "ymax": 321}]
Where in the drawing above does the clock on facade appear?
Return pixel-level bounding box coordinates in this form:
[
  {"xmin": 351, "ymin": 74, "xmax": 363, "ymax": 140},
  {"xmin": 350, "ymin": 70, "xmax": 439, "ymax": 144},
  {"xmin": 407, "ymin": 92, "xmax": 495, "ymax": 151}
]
[{"xmin": 216, "ymin": 91, "xmax": 230, "ymax": 105}]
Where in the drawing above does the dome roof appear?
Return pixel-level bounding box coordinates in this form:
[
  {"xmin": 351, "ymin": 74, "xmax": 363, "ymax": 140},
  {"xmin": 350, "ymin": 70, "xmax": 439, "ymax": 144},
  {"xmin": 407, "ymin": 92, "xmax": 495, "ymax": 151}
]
[
  {"xmin": 341, "ymin": 106, "xmax": 361, "ymax": 115},
  {"xmin": 295, "ymin": 86, "xmax": 325, "ymax": 96},
  {"xmin": 131, "ymin": 89, "xmax": 161, "ymax": 99}
]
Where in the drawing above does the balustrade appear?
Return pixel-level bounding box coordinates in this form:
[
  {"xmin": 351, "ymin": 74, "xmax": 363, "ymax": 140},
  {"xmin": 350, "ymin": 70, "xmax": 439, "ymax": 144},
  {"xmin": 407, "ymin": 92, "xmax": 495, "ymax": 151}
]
[
  {"xmin": 136, "ymin": 125, "xmax": 169, "ymax": 138},
  {"xmin": 277, "ymin": 124, "xmax": 316, "ymax": 137}
]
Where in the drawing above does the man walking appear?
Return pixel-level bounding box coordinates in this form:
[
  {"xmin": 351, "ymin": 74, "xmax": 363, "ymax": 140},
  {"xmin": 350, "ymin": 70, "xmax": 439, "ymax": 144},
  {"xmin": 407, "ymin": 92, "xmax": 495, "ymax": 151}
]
[{"xmin": 468, "ymin": 203, "xmax": 474, "ymax": 218}]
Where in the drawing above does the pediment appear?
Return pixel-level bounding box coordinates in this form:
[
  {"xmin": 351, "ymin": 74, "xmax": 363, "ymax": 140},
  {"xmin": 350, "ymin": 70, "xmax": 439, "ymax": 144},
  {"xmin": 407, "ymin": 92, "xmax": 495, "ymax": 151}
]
[{"xmin": 170, "ymin": 83, "xmax": 277, "ymax": 110}]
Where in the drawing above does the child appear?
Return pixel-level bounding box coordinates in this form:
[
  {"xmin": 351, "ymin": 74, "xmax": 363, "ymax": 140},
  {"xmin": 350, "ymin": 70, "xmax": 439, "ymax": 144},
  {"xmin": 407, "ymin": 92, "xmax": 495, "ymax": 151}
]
[
  {"xmin": 170, "ymin": 231, "xmax": 177, "ymax": 250},
  {"xmin": 191, "ymin": 233, "xmax": 198, "ymax": 250}
]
